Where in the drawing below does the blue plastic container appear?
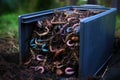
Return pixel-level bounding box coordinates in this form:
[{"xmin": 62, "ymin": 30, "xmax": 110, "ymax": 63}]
[{"xmin": 18, "ymin": 5, "xmax": 117, "ymax": 80}]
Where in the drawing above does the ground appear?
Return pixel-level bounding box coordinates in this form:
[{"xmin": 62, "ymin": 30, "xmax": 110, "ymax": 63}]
[{"xmin": 0, "ymin": 37, "xmax": 120, "ymax": 80}]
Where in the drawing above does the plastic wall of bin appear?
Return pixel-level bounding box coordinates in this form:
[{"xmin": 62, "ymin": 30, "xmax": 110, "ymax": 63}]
[{"xmin": 18, "ymin": 5, "xmax": 117, "ymax": 80}]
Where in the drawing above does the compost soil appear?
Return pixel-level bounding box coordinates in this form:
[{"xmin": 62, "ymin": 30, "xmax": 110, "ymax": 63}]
[
  {"xmin": 0, "ymin": 10, "xmax": 102, "ymax": 80},
  {"xmin": 0, "ymin": 37, "xmax": 120, "ymax": 80}
]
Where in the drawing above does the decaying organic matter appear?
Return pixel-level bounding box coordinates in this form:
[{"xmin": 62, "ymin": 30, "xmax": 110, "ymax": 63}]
[{"xmin": 24, "ymin": 8, "xmax": 103, "ymax": 79}]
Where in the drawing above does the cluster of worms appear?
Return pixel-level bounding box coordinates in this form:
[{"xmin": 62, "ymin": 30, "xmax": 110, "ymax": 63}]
[{"xmin": 25, "ymin": 8, "xmax": 102, "ymax": 80}]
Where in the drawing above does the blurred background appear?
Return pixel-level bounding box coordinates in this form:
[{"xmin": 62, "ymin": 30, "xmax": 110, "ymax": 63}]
[
  {"xmin": 0, "ymin": 1, "xmax": 120, "ymax": 80},
  {"xmin": 0, "ymin": 0, "xmax": 120, "ymax": 40}
]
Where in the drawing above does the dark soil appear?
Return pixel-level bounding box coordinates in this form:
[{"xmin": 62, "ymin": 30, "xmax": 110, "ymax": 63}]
[
  {"xmin": 0, "ymin": 37, "xmax": 120, "ymax": 80},
  {"xmin": 102, "ymin": 37, "xmax": 120, "ymax": 80}
]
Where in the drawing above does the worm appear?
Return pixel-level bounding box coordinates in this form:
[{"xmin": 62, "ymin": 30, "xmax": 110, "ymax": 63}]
[
  {"xmin": 49, "ymin": 45, "xmax": 57, "ymax": 52},
  {"xmin": 65, "ymin": 67, "xmax": 74, "ymax": 75},
  {"xmin": 31, "ymin": 66, "xmax": 45, "ymax": 74},
  {"xmin": 51, "ymin": 16, "xmax": 66, "ymax": 24},
  {"xmin": 36, "ymin": 55, "xmax": 44, "ymax": 61},
  {"xmin": 49, "ymin": 45, "xmax": 65, "ymax": 57},
  {"xmin": 65, "ymin": 32, "xmax": 74, "ymax": 42},
  {"xmin": 66, "ymin": 40, "xmax": 74, "ymax": 47},
  {"xmin": 30, "ymin": 38, "xmax": 37, "ymax": 48},
  {"xmin": 24, "ymin": 59, "xmax": 32, "ymax": 65},
  {"xmin": 71, "ymin": 36, "xmax": 79, "ymax": 42},
  {"xmin": 30, "ymin": 48, "xmax": 35, "ymax": 59},
  {"xmin": 72, "ymin": 23, "xmax": 80, "ymax": 30},
  {"xmin": 60, "ymin": 23, "xmax": 69, "ymax": 34},
  {"xmin": 34, "ymin": 27, "xmax": 49, "ymax": 36},
  {"xmin": 41, "ymin": 44, "xmax": 48, "ymax": 52},
  {"xmin": 51, "ymin": 21, "xmax": 66, "ymax": 24},
  {"xmin": 35, "ymin": 39, "xmax": 43, "ymax": 46},
  {"xmin": 67, "ymin": 17, "xmax": 76, "ymax": 22},
  {"xmin": 66, "ymin": 27, "xmax": 72, "ymax": 33},
  {"xmin": 74, "ymin": 26, "xmax": 80, "ymax": 33},
  {"xmin": 46, "ymin": 19, "xmax": 52, "ymax": 27},
  {"xmin": 54, "ymin": 48, "xmax": 65, "ymax": 58},
  {"xmin": 37, "ymin": 21, "xmax": 42, "ymax": 28}
]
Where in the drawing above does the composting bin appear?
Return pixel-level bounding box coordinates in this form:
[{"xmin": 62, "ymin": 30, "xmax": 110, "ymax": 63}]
[{"xmin": 18, "ymin": 5, "xmax": 117, "ymax": 80}]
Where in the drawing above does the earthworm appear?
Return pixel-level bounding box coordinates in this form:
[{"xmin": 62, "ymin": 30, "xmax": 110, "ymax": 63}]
[
  {"xmin": 71, "ymin": 36, "xmax": 79, "ymax": 42},
  {"xmin": 49, "ymin": 45, "xmax": 65, "ymax": 57},
  {"xmin": 65, "ymin": 32, "xmax": 74, "ymax": 42},
  {"xmin": 39, "ymin": 67, "xmax": 44, "ymax": 74},
  {"xmin": 35, "ymin": 35, "xmax": 55, "ymax": 42},
  {"xmin": 35, "ymin": 39, "xmax": 43, "ymax": 46},
  {"xmin": 54, "ymin": 48, "xmax": 65, "ymax": 58},
  {"xmin": 30, "ymin": 48, "xmax": 35, "ymax": 59},
  {"xmin": 45, "ymin": 19, "xmax": 52, "ymax": 27},
  {"xmin": 31, "ymin": 66, "xmax": 45, "ymax": 74},
  {"xmin": 51, "ymin": 21, "xmax": 66, "ymax": 24},
  {"xmin": 67, "ymin": 17, "xmax": 76, "ymax": 22},
  {"xmin": 30, "ymin": 38, "xmax": 37, "ymax": 48},
  {"xmin": 66, "ymin": 27, "xmax": 72, "ymax": 33},
  {"xmin": 74, "ymin": 26, "xmax": 80, "ymax": 33},
  {"xmin": 65, "ymin": 67, "xmax": 74, "ymax": 75},
  {"xmin": 34, "ymin": 27, "xmax": 49, "ymax": 36},
  {"xmin": 66, "ymin": 40, "xmax": 74, "ymax": 47},
  {"xmin": 37, "ymin": 21, "xmax": 42, "ymax": 28},
  {"xmin": 51, "ymin": 16, "xmax": 55, "ymax": 23},
  {"xmin": 60, "ymin": 23, "xmax": 69, "ymax": 34},
  {"xmin": 72, "ymin": 23, "xmax": 80, "ymax": 30},
  {"xmin": 24, "ymin": 59, "xmax": 32, "ymax": 65},
  {"xmin": 36, "ymin": 55, "xmax": 44, "ymax": 61},
  {"xmin": 41, "ymin": 44, "xmax": 48, "ymax": 52},
  {"xmin": 51, "ymin": 15, "xmax": 66, "ymax": 24},
  {"xmin": 53, "ymin": 61, "xmax": 64, "ymax": 68},
  {"xmin": 49, "ymin": 45, "xmax": 57, "ymax": 52},
  {"xmin": 56, "ymin": 65, "xmax": 64, "ymax": 69}
]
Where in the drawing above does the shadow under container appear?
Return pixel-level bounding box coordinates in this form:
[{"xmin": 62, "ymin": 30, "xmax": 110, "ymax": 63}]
[{"xmin": 18, "ymin": 5, "xmax": 117, "ymax": 80}]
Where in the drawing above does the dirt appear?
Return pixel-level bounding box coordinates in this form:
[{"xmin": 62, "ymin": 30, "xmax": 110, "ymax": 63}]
[
  {"xmin": 0, "ymin": 36, "xmax": 120, "ymax": 80},
  {"xmin": 0, "ymin": 38, "xmax": 18, "ymax": 54}
]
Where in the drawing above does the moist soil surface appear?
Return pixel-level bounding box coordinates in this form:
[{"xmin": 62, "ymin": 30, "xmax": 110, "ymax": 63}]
[{"xmin": 0, "ymin": 37, "xmax": 120, "ymax": 80}]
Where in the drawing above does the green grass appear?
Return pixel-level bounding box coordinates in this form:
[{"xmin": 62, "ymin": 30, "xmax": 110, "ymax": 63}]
[
  {"xmin": 116, "ymin": 14, "xmax": 120, "ymax": 30},
  {"xmin": 0, "ymin": 13, "xmax": 18, "ymax": 39},
  {"xmin": 115, "ymin": 14, "xmax": 120, "ymax": 37}
]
